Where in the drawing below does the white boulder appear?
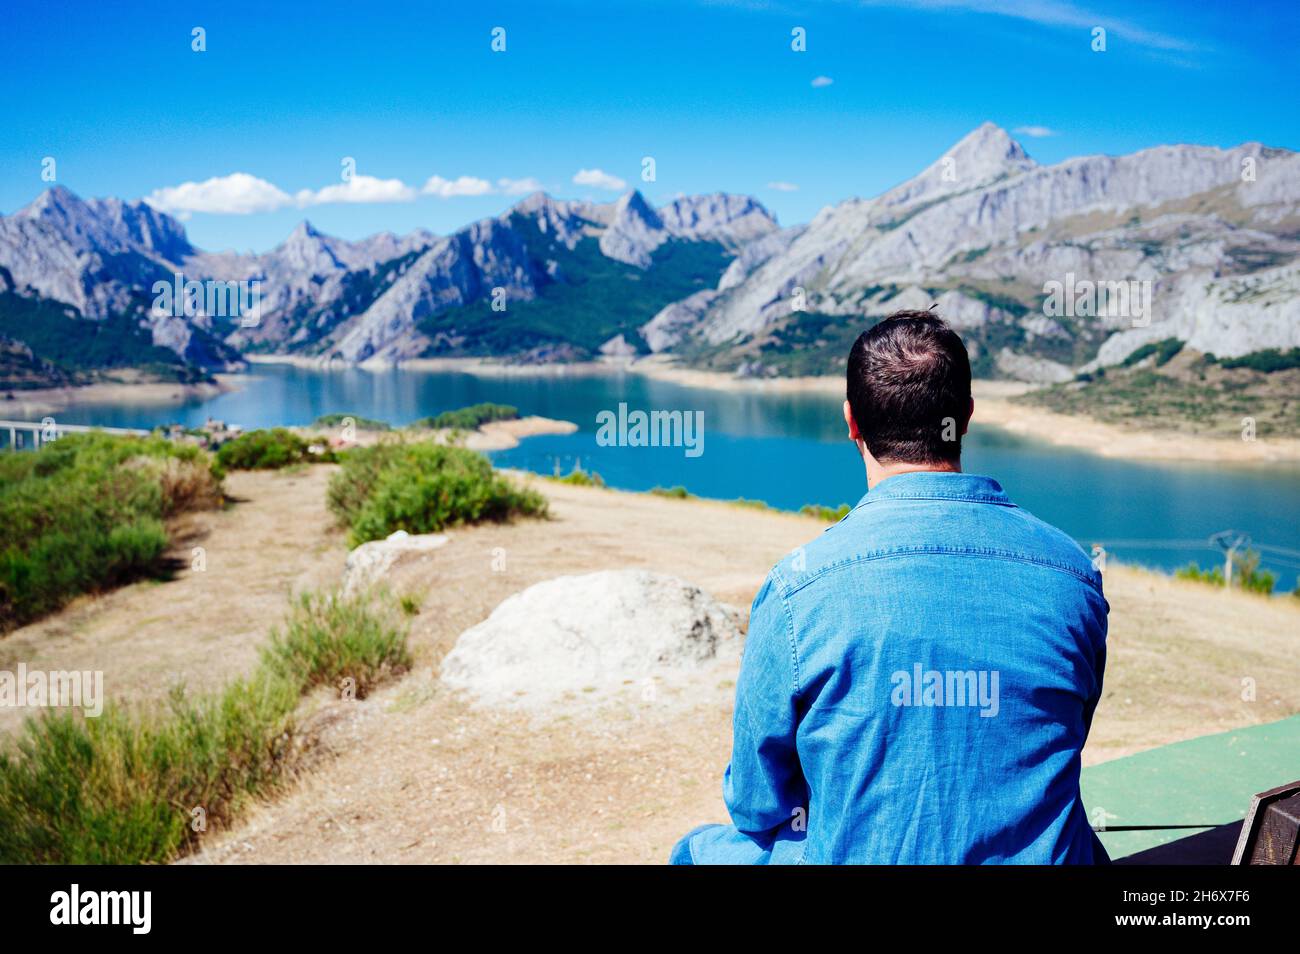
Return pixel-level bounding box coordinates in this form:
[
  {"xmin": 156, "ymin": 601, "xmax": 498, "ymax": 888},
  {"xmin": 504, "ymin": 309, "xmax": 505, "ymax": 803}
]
[
  {"xmin": 440, "ymin": 570, "xmax": 742, "ymax": 710},
  {"xmin": 342, "ymin": 530, "xmax": 450, "ymax": 595}
]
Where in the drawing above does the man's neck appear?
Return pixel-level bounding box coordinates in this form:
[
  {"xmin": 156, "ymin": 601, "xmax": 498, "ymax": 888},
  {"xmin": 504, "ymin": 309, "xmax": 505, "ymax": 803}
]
[{"xmin": 865, "ymin": 457, "xmax": 962, "ymax": 490}]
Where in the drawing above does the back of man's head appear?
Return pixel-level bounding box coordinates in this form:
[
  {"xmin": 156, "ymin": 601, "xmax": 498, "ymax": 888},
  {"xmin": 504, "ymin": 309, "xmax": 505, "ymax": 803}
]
[{"xmin": 846, "ymin": 310, "xmax": 972, "ymax": 466}]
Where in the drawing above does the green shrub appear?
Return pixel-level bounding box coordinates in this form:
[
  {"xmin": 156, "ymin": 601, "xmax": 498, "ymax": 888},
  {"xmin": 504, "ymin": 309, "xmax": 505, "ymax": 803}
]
[
  {"xmin": 327, "ymin": 441, "xmax": 547, "ymax": 546},
  {"xmin": 216, "ymin": 428, "xmax": 331, "ymax": 470},
  {"xmin": 1176, "ymin": 550, "xmax": 1276, "ymax": 595},
  {"xmin": 1217, "ymin": 348, "xmax": 1300, "ymax": 373},
  {"xmin": 313, "ymin": 413, "xmax": 390, "ymax": 431},
  {"xmin": 417, "ymin": 403, "xmax": 519, "ymax": 431},
  {"xmin": 0, "ymin": 674, "xmax": 298, "ymax": 864},
  {"xmin": 800, "ymin": 503, "xmax": 852, "ymax": 522},
  {"xmin": 0, "ymin": 432, "xmax": 222, "ymax": 632},
  {"xmin": 1122, "ymin": 338, "xmax": 1184, "ymax": 368},
  {"xmin": 1175, "ymin": 562, "xmax": 1223, "ymax": 586},
  {"xmin": 548, "ymin": 465, "xmax": 605, "ymax": 488},
  {"xmin": 0, "ymin": 589, "xmax": 408, "ymax": 864},
  {"xmin": 261, "ymin": 590, "xmax": 411, "ymax": 699},
  {"xmin": 649, "ymin": 485, "xmax": 694, "ymax": 499}
]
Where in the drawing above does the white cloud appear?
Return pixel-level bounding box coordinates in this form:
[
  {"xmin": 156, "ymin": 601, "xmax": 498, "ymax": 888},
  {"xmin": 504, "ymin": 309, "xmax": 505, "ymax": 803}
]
[
  {"xmin": 766, "ymin": 181, "xmax": 799, "ymax": 192},
  {"xmin": 145, "ymin": 169, "xmax": 546, "ymax": 215},
  {"xmin": 1013, "ymin": 125, "xmax": 1057, "ymax": 138},
  {"xmin": 496, "ymin": 176, "xmax": 545, "ymax": 195},
  {"xmin": 421, "ymin": 174, "xmax": 495, "ymax": 198},
  {"xmin": 573, "ymin": 168, "xmax": 627, "ymax": 191},
  {"xmin": 144, "ymin": 173, "xmax": 292, "ymax": 215},
  {"xmin": 299, "ymin": 174, "xmax": 417, "ymax": 206},
  {"xmin": 811, "ymin": 76, "xmax": 834, "ymax": 88}
]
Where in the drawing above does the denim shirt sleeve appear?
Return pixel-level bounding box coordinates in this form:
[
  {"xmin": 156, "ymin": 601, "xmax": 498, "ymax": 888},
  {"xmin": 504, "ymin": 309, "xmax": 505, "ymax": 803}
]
[
  {"xmin": 1081, "ymin": 593, "xmax": 1109, "ymax": 739},
  {"xmin": 722, "ymin": 568, "xmax": 806, "ymax": 834}
]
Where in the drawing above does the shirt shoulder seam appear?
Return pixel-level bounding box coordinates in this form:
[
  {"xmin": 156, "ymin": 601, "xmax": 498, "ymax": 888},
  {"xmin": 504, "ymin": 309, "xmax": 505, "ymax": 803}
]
[
  {"xmin": 861, "ymin": 493, "xmax": 1015, "ymax": 506},
  {"xmin": 783, "ymin": 546, "xmax": 1103, "ymax": 597},
  {"xmin": 768, "ymin": 566, "xmax": 803, "ymax": 695}
]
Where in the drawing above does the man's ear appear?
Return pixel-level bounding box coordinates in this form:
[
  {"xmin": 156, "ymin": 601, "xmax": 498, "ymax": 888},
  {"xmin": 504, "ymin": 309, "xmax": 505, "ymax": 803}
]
[
  {"xmin": 962, "ymin": 396, "xmax": 974, "ymax": 436},
  {"xmin": 843, "ymin": 399, "xmax": 862, "ymax": 441}
]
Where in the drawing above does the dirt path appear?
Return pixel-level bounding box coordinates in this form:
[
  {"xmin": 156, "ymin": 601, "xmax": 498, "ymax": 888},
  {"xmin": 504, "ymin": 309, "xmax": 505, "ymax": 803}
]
[{"xmin": 4, "ymin": 470, "xmax": 1297, "ymax": 863}]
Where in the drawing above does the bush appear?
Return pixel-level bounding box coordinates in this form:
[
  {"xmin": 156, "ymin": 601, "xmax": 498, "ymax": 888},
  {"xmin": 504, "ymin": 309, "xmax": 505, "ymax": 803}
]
[
  {"xmin": 0, "ymin": 675, "xmax": 297, "ymax": 863},
  {"xmin": 261, "ymin": 590, "xmax": 411, "ymax": 699},
  {"xmin": 1122, "ymin": 338, "xmax": 1184, "ymax": 368},
  {"xmin": 800, "ymin": 503, "xmax": 852, "ymax": 522},
  {"xmin": 0, "ymin": 432, "xmax": 222, "ymax": 632},
  {"xmin": 650, "ymin": 485, "xmax": 694, "ymax": 499},
  {"xmin": 216, "ymin": 428, "xmax": 328, "ymax": 470},
  {"xmin": 548, "ymin": 465, "xmax": 605, "ymax": 487},
  {"xmin": 0, "ymin": 589, "xmax": 408, "ymax": 864},
  {"xmin": 417, "ymin": 403, "xmax": 519, "ymax": 431},
  {"xmin": 123, "ymin": 454, "xmax": 224, "ymax": 515},
  {"xmin": 1217, "ymin": 348, "xmax": 1300, "ymax": 373},
  {"xmin": 313, "ymin": 413, "xmax": 390, "ymax": 431},
  {"xmin": 327, "ymin": 441, "xmax": 548, "ymax": 546},
  {"xmin": 1176, "ymin": 549, "xmax": 1276, "ymax": 595}
]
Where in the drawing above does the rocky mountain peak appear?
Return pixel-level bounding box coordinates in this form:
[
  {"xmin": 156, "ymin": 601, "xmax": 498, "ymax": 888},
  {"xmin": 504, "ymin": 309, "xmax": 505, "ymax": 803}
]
[
  {"xmin": 18, "ymin": 185, "xmax": 84, "ymax": 220},
  {"xmin": 14, "ymin": 186, "xmax": 193, "ymax": 263},
  {"xmin": 288, "ymin": 220, "xmax": 322, "ymax": 241},
  {"xmin": 948, "ymin": 121, "xmax": 1034, "ymax": 171},
  {"xmin": 659, "ymin": 192, "xmax": 779, "ymax": 247},
  {"xmin": 273, "ymin": 219, "xmax": 349, "ymax": 274},
  {"xmin": 598, "ymin": 190, "xmax": 668, "ymax": 267},
  {"xmin": 504, "ymin": 191, "xmax": 596, "ymax": 249},
  {"xmin": 878, "ymin": 122, "xmax": 1037, "ymax": 212},
  {"xmin": 510, "ymin": 191, "xmax": 560, "ymax": 216},
  {"xmin": 613, "ymin": 190, "xmax": 664, "ymax": 229}
]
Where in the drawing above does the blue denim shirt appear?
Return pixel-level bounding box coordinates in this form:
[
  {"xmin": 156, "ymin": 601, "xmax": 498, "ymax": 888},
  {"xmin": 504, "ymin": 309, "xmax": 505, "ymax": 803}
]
[{"xmin": 683, "ymin": 471, "xmax": 1109, "ymax": 864}]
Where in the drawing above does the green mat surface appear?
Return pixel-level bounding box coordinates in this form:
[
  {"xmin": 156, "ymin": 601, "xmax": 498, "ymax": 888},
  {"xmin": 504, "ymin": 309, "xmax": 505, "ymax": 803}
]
[{"xmin": 1082, "ymin": 715, "xmax": 1300, "ymax": 859}]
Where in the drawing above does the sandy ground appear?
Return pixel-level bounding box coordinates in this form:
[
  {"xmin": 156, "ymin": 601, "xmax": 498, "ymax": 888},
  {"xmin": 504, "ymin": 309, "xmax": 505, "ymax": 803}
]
[
  {"xmin": 0, "ymin": 374, "xmax": 238, "ymax": 419},
  {"xmin": 465, "ymin": 417, "xmax": 579, "ymax": 450},
  {"xmin": 971, "ymin": 382, "xmax": 1300, "ymax": 465},
  {"xmin": 295, "ymin": 416, "xmax": 578, "ymax": 453},
  {"xmin": 5, "ymin": 466, "xmax": 1293, "ymax": 863}
]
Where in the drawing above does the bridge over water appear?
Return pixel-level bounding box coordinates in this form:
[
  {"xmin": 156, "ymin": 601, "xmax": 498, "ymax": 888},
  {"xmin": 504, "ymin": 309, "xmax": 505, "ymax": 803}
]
[{"xmin": 0, "ymin": 419, "xmax": 152, "ymax": 450}]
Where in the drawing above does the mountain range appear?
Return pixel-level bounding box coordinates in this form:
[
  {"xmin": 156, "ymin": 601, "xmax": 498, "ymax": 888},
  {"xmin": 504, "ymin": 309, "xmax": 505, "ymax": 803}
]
[{"xmin": 1, "ymin": 122, "xmax": 1297, "ymax": 389}]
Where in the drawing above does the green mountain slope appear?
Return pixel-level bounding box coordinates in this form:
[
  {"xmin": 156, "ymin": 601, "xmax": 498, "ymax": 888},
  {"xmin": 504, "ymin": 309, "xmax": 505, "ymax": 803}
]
[{"xmin": 418, "ymin": 214, "xmax": 731, "ymax": 360}]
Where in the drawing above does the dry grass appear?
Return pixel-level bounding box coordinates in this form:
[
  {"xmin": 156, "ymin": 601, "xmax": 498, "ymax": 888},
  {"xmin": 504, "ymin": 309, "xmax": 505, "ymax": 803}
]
[
  {"xmin": 5, "ymin": 471, "xmax": 1295, "ymax": 863},
  {"xmin": 197, "ymin": 478, "xmax": 1299, "ymax": 864}
]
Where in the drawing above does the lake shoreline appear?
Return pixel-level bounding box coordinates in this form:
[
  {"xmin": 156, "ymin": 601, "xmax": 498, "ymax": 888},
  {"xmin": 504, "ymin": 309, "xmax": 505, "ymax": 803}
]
[
  {"xmin": 9, "ymin": 356, "xmax": 1297, "ymax": 465},
  {"xmin": 296, "ymin": 415, "xmax": 579, "ymax": 452},
  {"xmin": 245, "ymin": 353, "xmax": 1300, "ymax": 465},
  {"xmin": 0, "ymin": 374, "xmax": 242, "ymax": 419}
]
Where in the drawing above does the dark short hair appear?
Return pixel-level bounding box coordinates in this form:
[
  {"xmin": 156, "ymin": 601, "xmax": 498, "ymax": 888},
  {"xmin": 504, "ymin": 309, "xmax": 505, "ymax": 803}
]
[{"xmin": 846, "ymin": 310, "xmax": 972, "ymax": 465}]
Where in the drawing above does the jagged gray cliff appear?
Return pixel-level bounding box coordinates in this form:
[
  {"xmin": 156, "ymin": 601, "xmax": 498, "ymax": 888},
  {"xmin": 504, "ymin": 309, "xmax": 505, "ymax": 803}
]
[
  {"xmin": 2, "ymin": 123, "xmax": 1297, "ymax": 383},
  {"xmin": 647, "ymin": 122, "xmax": 1300, "ymax": 379}
]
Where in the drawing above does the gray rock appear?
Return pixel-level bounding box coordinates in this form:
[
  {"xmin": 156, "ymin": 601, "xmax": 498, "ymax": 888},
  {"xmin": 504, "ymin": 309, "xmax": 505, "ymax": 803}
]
[
  {"xmin": 668, "ymin": 123, "xmax": 1300, "ymax": 368},
  {"xmin": 440, "ymin": 570, "xmax": 742, "ymax": 711},
  {"xmin": 341, "ymin": 530, "xmax": 450, "ymax": 596}
]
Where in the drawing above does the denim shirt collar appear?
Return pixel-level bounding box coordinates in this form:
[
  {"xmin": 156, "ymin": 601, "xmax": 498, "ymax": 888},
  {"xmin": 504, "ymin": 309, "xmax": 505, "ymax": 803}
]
[{"xmin": 854, "ymin": 472, "xmax": 1012, "ymax": 509}]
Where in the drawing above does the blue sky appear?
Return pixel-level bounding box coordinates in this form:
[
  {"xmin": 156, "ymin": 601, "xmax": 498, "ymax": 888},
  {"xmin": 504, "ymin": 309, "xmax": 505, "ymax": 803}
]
[{"xmin": 2, "ymin": 0, "xmax": 1297, "ymax": 252}]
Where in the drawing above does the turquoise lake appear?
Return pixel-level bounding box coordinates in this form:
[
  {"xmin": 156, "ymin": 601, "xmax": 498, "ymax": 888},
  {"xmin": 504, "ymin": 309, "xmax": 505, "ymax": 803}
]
[{"xmin": 44, "ymin": 362, "xmax": 1300, "ymax": 589}]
